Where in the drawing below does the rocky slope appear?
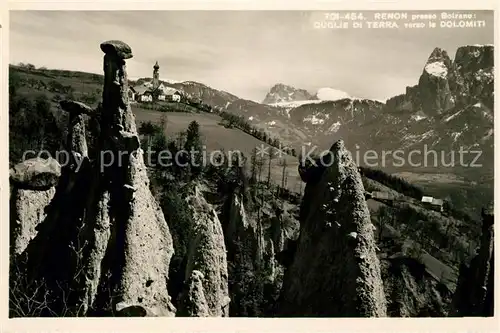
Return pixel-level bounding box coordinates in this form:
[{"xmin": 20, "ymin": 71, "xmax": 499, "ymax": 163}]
[{"xmin": 168, "ymin": 81, "xmax": 239, "ymax": 109}]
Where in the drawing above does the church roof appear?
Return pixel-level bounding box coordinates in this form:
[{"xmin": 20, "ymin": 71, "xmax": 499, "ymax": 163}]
[
  {"xmin": 131, "ymin": 80, "xmax": 181, "ymax": 97},
  {"xmin": 163, "ymin": 86, "xmax": 180, "ymax": 96},
  {"xmin": 132, "ymin": 85, "xmax": 150, "ymax": 95}
]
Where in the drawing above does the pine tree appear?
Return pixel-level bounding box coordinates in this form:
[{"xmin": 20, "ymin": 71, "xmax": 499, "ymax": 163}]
[
  {"xmin": 267, "ymin": 147, "xmax": 274, "ymax": 186},
  {"xmin": 280, "ymin": 158, "xmax": 288, "ymax": 192},
  {"xmin": 159, "ymin": 113, "xmax": 168, "ymax": 132},
  {"xmin": 250, "ymin": 147, "xmax": 258, "ymax": 184},
  {"xmin": 257, "ymin": 152, "xmax": 265, "ymax": 184},
  {"xmin": 184, "ymin": 121, "xmax": 203, "ymax": 176}
]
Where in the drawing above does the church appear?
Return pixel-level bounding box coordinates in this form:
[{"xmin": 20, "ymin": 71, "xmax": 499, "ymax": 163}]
[{"xmin": 129, "ymin": 61, "xmax": 182, "ymax": 103}]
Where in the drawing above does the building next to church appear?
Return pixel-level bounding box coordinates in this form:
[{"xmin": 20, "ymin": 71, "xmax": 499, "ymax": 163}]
[{"xmin": 130, "ymin": 61, "xmax": 182, "ymax": 103}]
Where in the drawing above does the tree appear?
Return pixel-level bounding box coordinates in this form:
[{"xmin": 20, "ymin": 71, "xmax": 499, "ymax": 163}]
[
  {"xmin": 249, "ymin": 147, "xmax": 258, "ymax": 184},
  {"xmin": 257, "ymin": 152, "xmax": 265, "ymax": 183},
  {"xmin": 184, "ymin": 121, "xmax": 201, "ymax": 151},
  {"xmin": 267, "ymin": 147, "xmax": 274, "ymax": 186},
  {"xmin": 297, "ymin": 175, "xmax": 303, "ymax": 195},
  {"xmin": 280, "ymin": 158, "xmax": 288, "ymax": 193},
  {"xmin": 138, "ymin": 121, "xmax": 158, "ymax": 147},
  {"xmin": 63, "ymin": 85, "xmax": 75, "ymax": 99},
  {"xmin": 151, "ymin": 131, "xmax": 168, "ymax": 168},
  {"xmin": 376, "ymin": 206, "xmax": 393, "ymax": 241},
  {"xmin": 184, "ymin": 121, "xmax": 203, "ymax": 176},
  {"xmin": 159, "ymin": 114, "xmax": 168, "ymax": 132},
  {"xmin": 9, "ymin": 71, "xmax": 21, "ymax": 98},
  {"xmin": 9, "ymin": 93, "xmax": 62, "ymax": 164}
]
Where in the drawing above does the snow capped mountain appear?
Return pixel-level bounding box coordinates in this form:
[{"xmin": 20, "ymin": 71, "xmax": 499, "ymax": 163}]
[
  {"xmin": 314, "ymin": 87, "xmax": 351, "ymax": 101},
  {"xmin": 262, "ymin": 83, "xmax": 314, "ymax": 104},
  {"xmin": 267, "ymin": 87, "xmax": 361, "ymax": 114},
  {"xmin": 269, "ymin": 99, "xmax": 325, "ymax": 112},
  {"xmin": 424, "ymin": 61, "xmax": 448, "ymax": 79},
  {"xmin": 265, "ymin": 85, "xmax": 380, "ymax": 112},
  {"xmin": 172, "ymin": 44, "xmax": 493, "ymax": 188}
]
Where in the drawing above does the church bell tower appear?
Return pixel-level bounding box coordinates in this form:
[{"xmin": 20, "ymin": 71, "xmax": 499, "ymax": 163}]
[{"xmin": 153, "ymin": 61, "xmax": 160, "ymax": 90}]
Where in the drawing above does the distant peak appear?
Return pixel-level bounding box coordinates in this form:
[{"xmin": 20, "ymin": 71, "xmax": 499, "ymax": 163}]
[
  {"xmin": 430, "ymin": 47, "xmax": 446, "ymax": 55},
  {"xmin": 263, "ymin": 83, "xmax": 313, "ymax": 104},
  {"xmin": 427, "ymin": 47, "xmax": 451, "ymax": 64}
]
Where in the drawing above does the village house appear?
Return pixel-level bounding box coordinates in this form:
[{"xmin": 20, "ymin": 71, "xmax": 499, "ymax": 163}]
[
  {"xmin": 164, "ymin": 88, "xmax": 182, "ymax": 102},
  {"xmin": 421, "ymin": 196, "xmax": 444, "ymax": 212},
  {"xmin": 128, "ymin": 86, "xmax": 136, "ymax": 102}
]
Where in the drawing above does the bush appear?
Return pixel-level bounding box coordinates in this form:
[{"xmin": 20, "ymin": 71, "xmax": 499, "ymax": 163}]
[{"xmin": 9, "ymin": 90, "xmax": 63, "ymax": 164}]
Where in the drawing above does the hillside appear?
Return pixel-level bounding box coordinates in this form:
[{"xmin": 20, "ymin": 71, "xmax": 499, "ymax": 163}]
[
  {"xmin": 9, "ymin": 65, "xmax": 301, "ymax": 193},
  {"xmin": 132, "ymin": 107, "xmax": 302, "ymax": 192}
]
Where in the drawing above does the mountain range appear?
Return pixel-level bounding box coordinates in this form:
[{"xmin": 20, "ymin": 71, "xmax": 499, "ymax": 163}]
[
  {"xmin": 133, "ymin": 44, "xmax": 493, "ymax": 216},
  {"xmin": 146, "ymin": 45, "xmax": 493, "ymax": 171}
]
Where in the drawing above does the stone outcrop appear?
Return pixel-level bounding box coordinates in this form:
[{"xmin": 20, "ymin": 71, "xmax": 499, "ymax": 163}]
[
  {"xmin": 225, "ymin": 194, "xmax": 264, "ymax": 264},
  {"xmin": 178, "ymin": 185, "xmax": 230, "ymax": 317},
  {"xmin": 10, "ymin": 40, "xmax": 175, "ymax": 317},
  {"xmin": 177, "ymin": 270, "xmax": 210, "ymax": 317},
  {"xmin": 10, "ymin": 157, "xmax": 61, "ymax": 190},
  {"xmin": 451, "ymin": 45, "xmax": 494, "ymax": 108},
  {"xmin": 205, "ymin": 187, "xmax": 288, "ymax": 317},
  {"xmin": 387, "ymin": 44, "xmax": 494, "ymax": 114},
  {"xmin": 279, "ymin": 140, "xmax": 387, "ymax": 317},
  {"xmin": 92, "ymin": 40, "xmax": 175, "ymax": 317},
  {"xmin": 9, "ymin": 158, "xmax": 61, "ymax": 258},
  {"xmin": 59, "ymin": 100, "xmax": 94, "ymax": 160},
  {"xmin": 269, "ymin": 211, "xmax": 285, "ymax": 253},
  {"xmin": 114, "ymin": 149, "xmax": 175, "ymax": 317},
  {"xmin": 10, "ymin": 184, "xmax": 56, "ymax": 256},
  {"xmin": 451, "ymin": 202, "xmax": 494, "ymax": 316},
  {"xmin": 223, "ymin": 193, "xmax": 267, "ymax": 316},
  {"xmin": 418, "ymin": 47, "xmax": 454, "ymax": 115}
]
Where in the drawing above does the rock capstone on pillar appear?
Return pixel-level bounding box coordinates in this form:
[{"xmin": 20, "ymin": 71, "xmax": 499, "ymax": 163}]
[
  {"xmin": 99, "ymin": 40, "xmax": 175, "ymax": 317},
  {"xmin": 100, "ymin": 40, "xmax": 136, "ymax": 134},
  {"xmin": 59, "ymin": 100, "xmax": 95, "ymax": 160}
]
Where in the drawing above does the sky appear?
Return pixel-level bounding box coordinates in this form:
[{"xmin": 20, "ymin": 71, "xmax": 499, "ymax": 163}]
[{"xmin": 10, "ymin": 10, "xmax": 494, "ymax": 102}]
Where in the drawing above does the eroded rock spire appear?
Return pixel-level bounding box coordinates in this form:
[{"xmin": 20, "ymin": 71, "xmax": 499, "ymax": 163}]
[
  {"xmin": 98, "ymin": 40, "xmax": 175, "ymax": 316},
  {"xmin": 279, "ymin": 140, "xmax": 387, "ymax": 317}
]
